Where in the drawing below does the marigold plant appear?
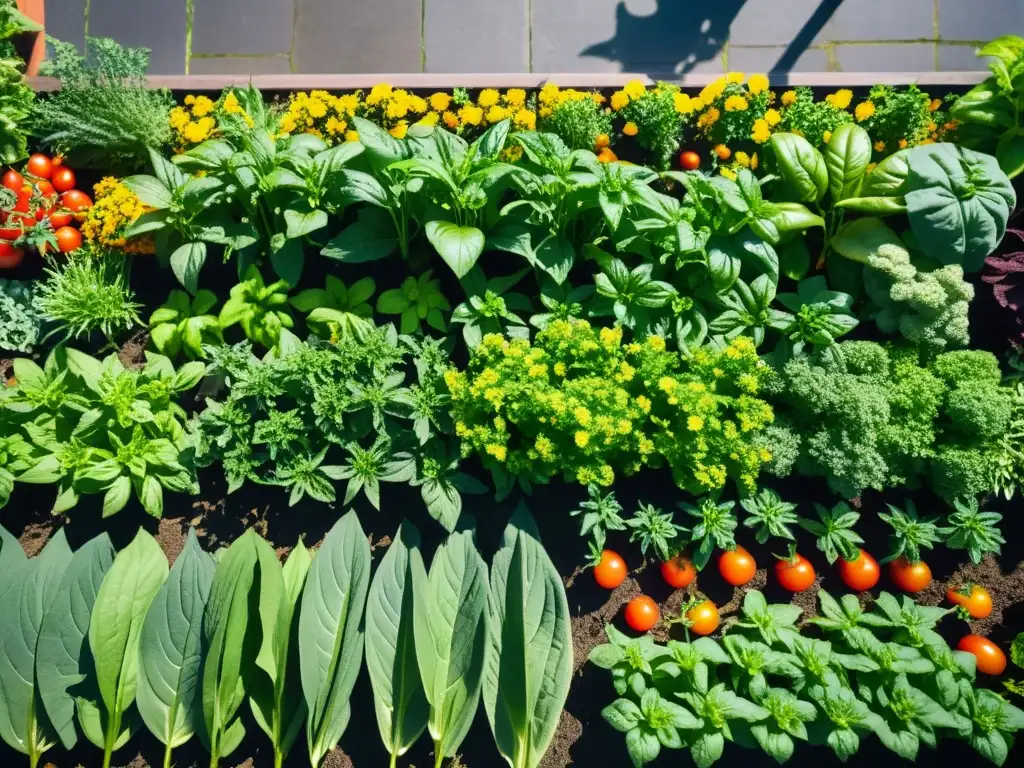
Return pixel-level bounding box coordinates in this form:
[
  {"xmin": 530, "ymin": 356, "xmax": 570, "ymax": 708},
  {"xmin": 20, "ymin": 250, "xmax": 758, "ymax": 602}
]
[
  {"xmin": 446, "ymin": 320, "xmax": 775, "ymax": 495},
  {"xmin": 691, "ymin": 72, "xmax": 778, "ymax": 149},
  {"xmin": 80, "ymin": 177, "xmax": 154, "ymax": 254},
  {"xmin": 609, "ymin": 80, "xmax": 688, "ymax": 168},
  {"xmin": 777, "ymin": 86, "xmax": 853, "ymax": 147}
]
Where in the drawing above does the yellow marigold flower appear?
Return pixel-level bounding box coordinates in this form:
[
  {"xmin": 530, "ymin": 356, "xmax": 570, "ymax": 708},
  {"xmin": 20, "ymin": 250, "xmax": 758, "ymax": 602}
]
[
  {"xmin": 734, "ymin": 150, "xmax": 750, "ymax": 167},
  {"xmin": 636, "ymin": 395, "xmax": 652, "ymax": 413},
  {"xmin": 539, "ymin": 83, "xmax": 560, "ymax": 105},
  {"xmin": 750, "ymin": 152, "xmax": 759, "ymax": 170},
  {"xmin": 623, "ymin": 79, "xmax": 646, "ymax": 99},
  {"xmin": 610, "ymin": 90, "xmax": 629, "ymax": 111},
  {"xmin": 389, "ymin": 122, "xmax": 408, "ymax": 139},
  {"xmin": 873, "ymin": 140, "xmax": 886, "ymax": 153},
  {"xmin": 823, "ymin": 130, "xmax": 832, "ymax": 143},
  {"xmin": 429, "ymin": 92, "xmax": 452, "ymax": 111},
  {"xmin": 597, "ymin": 147, "xmax": 618, "ymax": 163},
  {"xmin": 504, "ymin": 88, "xmax": 526, "ymax": 106},
  {"xmin": 553, "ymin": 362, "xmax": 567, "ymax": 377},
  {"xmin": 622, "ymin": 121, "xmax": 639, "ymax": 136},
  {"xmin": 514, "ymin": 109, "xmax": 536, "ymax": 130},
  {"xmin": 478, "ymin": 88, "xmax": 500, "ymax": 108},
  {"xmin": 764, "ymin": 108, "xmax": 782, "ymax": 127},
  {"xmin": 337, "ymin": 94, "xmax": 360, "ymax": 115},
  {"xmin": 714, "ymin": 144, "xmax": 731, "ymax": 161},
  {"xmin": 700, "ymin": 78, "xmax": 726, "ymax": 103},
  {"xmin": 442, "ymin": 110, "xmax": 459, "ymax": 129},
  {"xmin": 308, "ymin": 99, "xmax": 328, "ymax": 119},
  {"xmin": 460, "ymin": 104, "xmax": 484, "ymax": 126},
  {"xmin": 825, "ymin": 89, "xmax": 853, "ymax": 110},
  {"xmin": 184, "ymin": 95, "xmax": 196, "ymax": 106},
  {"xmin": 418, "ymin": 111, "xmax": 439, "ymax": 127},
  {"xmin": 750, "ymin": 118, "xmax": 771, "ymax": 144},
  {"xmin": 385, "ymin": 100, "xmax": 408, "ymax": 119},
  {"xmin": 748, "ymin": 73, "xmax": 770, "ymax": 95},
  {"xmin": 366, "ymin": 83, "xmax": 392, "ymax": 105},
  {"xmin": 781, "ymin": 90, "xmax": 797, "ymax": 106},
  {"xmin": 574, "ymin": 406, "xmax": 592, "ymax": 426},
  {"xmin": 486, "ymin": 105, "xmax": 510, "ymax": 123},
  {"xmin": 854, "ymin": 100, "xmax": 875, "ymax": 121},
  {"xmin": 697, "ymin": 107, "xmax": 721, "ymax": 129},
  {"xmin": 720, "ymin": 167, "xmax": 737, "ymax": 180},
  {"xmin": 724, "ymin": 95, "xmax": 748, "ymax": 112},
  {"xmin": 617, "ymin": 419, "xmax": 632, "ymax": 435},
  {"xmin": 345, "ymin": 130, "xmax": 360, "ymax": 142},
  {"xmin": 599, "ymin": 327, "xmax": 622, "ymax": 346},
  {"xmin": 485, "ymin": 444, "xmax": 507, "ymax": 461},
  {"xmin": 898, "ymin": 138, "xmax": 909, "ymax": 149},
  {"xmin": 673, "ymin": 92, "xmax": 695, "ymax": 114},
  {"xmin": 726, "ymin": 71, "xmax": 745, "ymax": 84},
  {"xmin": 929, "ymin": 98, "xmax": 942, "ymax": 112},
  {"xmin": 409, "ymin": 95, "xmax": 428, "ymax": 113},
  {"xmin": 866, "ymin": 161, "xmax": 877, "ymax": 173},
  {"xmin": 574, "ymin": 431, "xmax": 591, "ymax": 448}
]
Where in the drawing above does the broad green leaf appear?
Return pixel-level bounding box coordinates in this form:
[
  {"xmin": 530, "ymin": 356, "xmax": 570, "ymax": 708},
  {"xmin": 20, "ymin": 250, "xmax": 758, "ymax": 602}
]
[
  {"xmin": 299, "ymin": 511, "xmax": 371, "ymax": 767},
  {"xmin": 83, "ymin": 530, "xmax": 168, "ymax": 764},
  {"xmin": 413, "ymin": 528, "xmax": 488, "ymax": 760},
  {"xmin": 830, "ymin": 217, "xmax": 904, "ymax": 263},
  {"xmin": 771, "ymin": 133, "xmax": 828, "ymax": 202},
  {"xmin": 483, "ymin": 505, "xmax": 574, "ymax": 768},
  {"xmin": 136, "ymin": 530, "xmax": 215, "ymax": 762},
  {"xmin": 322, "ymin": 208, "xmax": 398, "ymax": 263},
  {"xmin": 170, "ymin": 241, "xmax": 208, "ymax": 294},
  {"xmin": 426, "ymin": 221, "xmax": 485, "ymax": 279},
  {"xmin": 0, "ymin": 524, "xmax": 27, "ymax": 600},
  {"xmin": 0, "ymin": 530, "xmax": 72, "ymax": 764},
  {"xmin": 37, "ymin": 533, "xmax": 115, "ymax": 750},
  {"xmin": 123, "ymin": 175, "xmax": 173, "ymax": 208},
  {"xmin": 284, "ymin": 208, "xmax": 328, "ymax": 239},
  {"xmin": 365, "ymin": 522, "xmax": 429, "ymax": 761},
  {"xmin": 823, "ymin": 123, "xmax": 872, "ymax": 202},
  {"xmin": 202, "ymin": 530, "xmax": 263, "ymax": 763}
]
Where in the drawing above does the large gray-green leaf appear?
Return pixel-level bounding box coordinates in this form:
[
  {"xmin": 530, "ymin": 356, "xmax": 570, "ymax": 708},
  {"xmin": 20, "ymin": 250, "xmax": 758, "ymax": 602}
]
[
  {"xmin": 365, "ymin": 521, "xmax": 429, "ymax": 761},
  {"xmin": 136, "ymin": 529, "xmax": 215, "ymax": 760},
  {"xmin": 37, "ymin": 533, "xmax": 115, "ymax": 750},
  {"xmin": 0, "ymin": 525, "xmax": 26, "ymax": 599},
  {"xmin": 299, "ymin": 511, "xmax": 371, "ymax": 767},
  {"xmin": 0, "ymin": 529, "xmax": 72, "ymax": 764},
  {"xmin": 823, "ymin": 123, "xmax": 872, "ymax": 202},
  {"xmin": 250, "ymin": 539, "xmax": 311, "ymax": 768},
  {"xmin": 770, "ymin": 133, "xmax": 828, "ymax": 202},
  {"xmin": 82, "ymin": 530, "xmax": 168, "ymax": 762},
  {"xmin": 483, "ymin": 505, "xmax": 573, "ymax": 768},
  {"xmin": 413, "ymin": 528, "xmax": 488, "ymax": 761}
]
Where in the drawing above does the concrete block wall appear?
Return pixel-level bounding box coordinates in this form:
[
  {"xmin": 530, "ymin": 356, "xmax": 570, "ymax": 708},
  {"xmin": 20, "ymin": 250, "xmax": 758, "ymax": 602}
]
[{"xmin": 44, "ymin": 0, "xmax": 1023, "ymax": 75}]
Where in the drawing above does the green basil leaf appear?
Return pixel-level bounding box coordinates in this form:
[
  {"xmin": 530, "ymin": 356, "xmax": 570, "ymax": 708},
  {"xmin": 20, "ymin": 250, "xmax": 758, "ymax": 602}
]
[
  {"xmin": 823, "ymin": 123, "xmax": 872, "ymax": 202},
  {"xmin": 770, "ymin": 133, "xmax": 828, "ymax": 202},
  {"xmin": 425, "ymin": 221, "xmax": 485, "ymax": 279}
]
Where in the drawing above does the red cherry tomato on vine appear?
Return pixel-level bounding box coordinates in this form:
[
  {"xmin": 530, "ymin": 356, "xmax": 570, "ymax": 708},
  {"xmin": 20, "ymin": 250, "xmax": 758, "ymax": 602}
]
[
  {"xmin": 36, "ymin": 180, "xmax": 55, "ymax": 198},
  {"xmin": 54, "ymin": 226, "xmax": 83, "ymax": 254},
  {"xmin": 2, "ymin": 169, "xmax": 24, "ymax": 192},
  {"xmin": 624, "ymin": 595, "xmax": 660, "ymax": 632},
  {"xmin": 888, "ymin": 556, "xmax": 931, "ymax": 593},
  {"xmin": 13, "ymin": 188, "xmax": 31, "ymax": 213},
  {"xmin": 0, "ymin": 213, "xmax": 32, "ymax": 240},
  {"xmin": 48, "ymin": 209, "xmax": 73, "ymax": 228},
  {"xmin": 593, "ymin": 550, "xmax": 627, "ymax": 589},
  {"xmin": 838, "ymin": 549, "xmax": 880, "ymax": 591},
  {"xmin": 661, "ymin": 554, "xmax": 696, "ymax": 589},
  {"xmin": 774, "ymin": 552, "xmax": 816, "ymax": 592},
  {"xmin": 0, "ymin": 240, "xmax": 25, "ymax": 268},
  {"xmin": 59, "ymin": 189, "xmax": 92, "ymax": 212},
  {"xmin": 51, "ymin": 167, "xmax": 76, "ymax": 193},
  {"xmin": 685, "ymin": 600, "xmax": 720, "ymax": 636},
  {"xmin": 946, "ymin": 584, "xmax": 992, "ymax": 619},
  {"xmin": 679, "ymin": 150, "xmax": 701, "ymax": 170},
  {"xmin": 958, "ymin": 635, "xmax": 1006, "ymax": 675},
  {"xmin": 718, "ymin": 546, "xmax": 756, "ymax": 586},
  {"xmin": 26, "ymin": 154, "xmax": 52, "ymax": 180}
]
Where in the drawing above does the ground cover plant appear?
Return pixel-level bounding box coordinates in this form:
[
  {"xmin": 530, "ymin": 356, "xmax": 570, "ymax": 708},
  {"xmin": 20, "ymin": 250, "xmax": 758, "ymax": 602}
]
[{"xmin": 0, "ymin": 27, "xmax": 1023, "ymax": 768}]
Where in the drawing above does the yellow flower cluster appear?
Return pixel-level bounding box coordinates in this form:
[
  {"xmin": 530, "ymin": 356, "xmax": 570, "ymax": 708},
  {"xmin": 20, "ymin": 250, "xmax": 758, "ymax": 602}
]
[
  {"xmin": 434, "ymin": 87, "xmax": 539, "ymax": 134},
  {"xmin": 279, "ymin": 89, "xmax": 362, "ymax": 143},
  {"xmin": 689, "ymin": 72, "xmax": 778, "ymax": 148},
  {"xmin": 447, "ymin": 320, "xmax": 775, "ymax": 494},
  {"xmin": 169, "ymin": 94, "xmax": 219, "ymax": 150},
  {"xmin": 80, "ymin": 177, "xmax": 154, "ymax": 254}
]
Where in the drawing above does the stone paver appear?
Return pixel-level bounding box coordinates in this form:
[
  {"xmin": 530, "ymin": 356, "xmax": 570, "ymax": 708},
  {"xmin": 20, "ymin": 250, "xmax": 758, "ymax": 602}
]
[
  {"xmin": 292, "ymin": 0, "xmax": 422, "ymax": 73},
  {"xmin": 727, "ymin": 46, "xmax": 830, "ymax": 73},
  {"xmin": 729, "ymin": 0, "xmax": 832, "ymax": 47},
  {"xmin": 834, "ymin": 43, "xmax": 936, "ymax": 71},
  {"xmin": 87, "ymin": 0, "xmax": 186, "ymax": 74},
  {"xmin": 824, "ymin": 0, "xmax": 934, "ymax": 41},
  {"xmin": 532, "ymin": 0, "xmax": 631, "ymax": 73},
  {"xmin": 937, "ymin": 44, "xmax": 985, "ymax": 71},
  {"xmin": 192, "ymin": 0, "xmax": 293, "ymax": 55},
  {"xmin": 425, "ymin": 0, "xmax": 528, "ymax": 72},
  {"xmin": 938, "ymin": 0, "xmax": 1024, "ymax": 41},
  {"xmin": 45, "ymin": 0, "xmax": 85, "ymax": 53},
  {"xmin": 190, "ymin": 55, "xmax": 293, "ymax": 75}
]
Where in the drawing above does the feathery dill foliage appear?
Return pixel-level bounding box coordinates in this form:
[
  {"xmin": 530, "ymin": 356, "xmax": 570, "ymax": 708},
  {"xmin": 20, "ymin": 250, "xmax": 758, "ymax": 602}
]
[
  {"xmin": 34, "ymin": 252, "xmax": 142, "ymax": 342},
  {"xmin": 30, "ymin": 36, "xmax": 173, "ymax": 170}
]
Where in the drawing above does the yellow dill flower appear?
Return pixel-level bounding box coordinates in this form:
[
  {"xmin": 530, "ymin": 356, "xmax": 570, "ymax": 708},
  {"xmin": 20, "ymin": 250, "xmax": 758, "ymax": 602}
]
[
  {"xmin": 636, "ymin": 395, "xmax": 652, "ymax": 413},
  {"xmin": 623, "ymin": 79, "xmax": 646, "ymax": 99},
  {"xmin": 825, "ymin": 89, "xmax": 853, "ymax": 110},
  {"xmin": 751, "ymin": 118, "xmax": 771, "ymax": 143},
  {"xmin": 687, "ymin": 415, "xmax": 705, "ymax": 432},
  {"xmin": 855, "ymin": 101, "xmax": 875, "ymax": 122},
  {"xmin": 598, "ymin": 465, "xmax": 615, "ymax": 486},
  {"xmin": 714, "ymin": 144, "xmax": 731, "ymax": 161},
  {"xmin": 610, "ymin": 90, "xmax": 629, "ymax": 111},
  {"xmin": 443, "ymin": 370, "xmax": 459, "ymax": 390},
  {"xmin": 647, "ymin": 335, "xmax": 666, "ymax": 351},
  {"xmin": 514, "ymin": 109, "xmax": 536, "ymax": 130},
  {"xmin": 574, "ymin": 431, "xmax": 591, "ymax": 447},
  {"xmin": 505, "ymin": 88, "xmax": 526, "ymax": 107},
  {"xmin": 553, "ymin": 361, "xmax": 567, "ymax": 377},
  {"xmin": 724, "ymin": 95, "xmax": 748, "ymax": 112},
  {"xmin": 616, "ymin": 362, "xmax": 635, "ymax": 383},
  {"xmin": 478, "ymin": 88, "xmax": 500, "ymax": 108},
  {"xmin": 599, "ymin": 326, "xmax": 622, "ymax": 346},
  {"xmin": 720, "ymin": 167, "xmax": 737, "ymax": 180},
  {"xmin": 485, "ymin": 444, "xmax": 507, "ymax": 461},
  {"xmin": 764, "ymin": 108, "xmax": 782, "ymax": 127},
  {"xmin": 573, "ymin": 406, "xmax": 592, "ymax": 427},
  {"xmin": 617, "ymin": 419, "xmax": 632, "ymax": 435},
  {"xmin": 781, "ymin": 90, "xmax": 797, "ymax": 106},
  {"xmin": 658, "ymin": 376, "xmax": 677, "ymax": 393},
  {"xmin": 459, "ymin": 104, "xmax": 484, "ymax": 126},
  {"xmin": 527, "ymin": 363, "xmax": 547, "ymax": 378},
  {"xmin": 748, "ymin": 73, "xmax": 769, "ymax": 95},
  {"xmin": 623, "ymin": 121, "xmax": 638, "ymax": 136}
]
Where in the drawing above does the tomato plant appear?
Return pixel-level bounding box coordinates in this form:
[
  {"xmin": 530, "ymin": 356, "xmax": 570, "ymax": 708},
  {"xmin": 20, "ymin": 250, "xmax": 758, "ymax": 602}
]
[
  {"xmin": 48, "ymin": 209, "xmax": 73, "ymax": 229},
  {"xmin": 0, "ymin": 241, "xmax": 25, "ymax": 268},
  {"xmin": 660, "ymin": 554, "xmax": 696, "ymax": 589},
  {"xmin": 51, "ymin": 166, "xmax": 76, "ymax": 193},
  {"xmin": 958, "ymin": 634, "xmax": 1006, "ymax": 675},
  {"xmin": 594, "ymin": 550, "xmax": 627, "ymax": 589},
  {"xmin": 684, "ymin": 600, "xmax": 719, "ymax": 636},
  {"xmin": 2, "ymin": 169, "xmax": 24, "ymax": 192},
  {"xmin": 0, "ymin": 213, "xmax": 32, "ymax": 240},
  {"xmin": 774, "ymin": 548, "xmax": 816, "ymax": 592},
  {"xmin": 624, "ymin": 595, "xmax": 659, "ymax": 632},
  {"xmin": 888, "ymin": 556, "xmax": 932, "ymax": 593},
  {"xmin": 837, "ymin": 549, "xmax": 880, "ymax": 591},
  {"xmin": 679, "ymin": 150, "xmax": 701, "ymax": 170},
  {"xmin": 60, "ymin": 189, "xmax": 92, "ymax": 212},
  {"xmin": 54, "ymin": 226, "xmax": 83, "ymax": 254},
  {"xmin": 26, "ymin": 154, "xmax": 52, "ymax": 180},
  {"xmin": 718, "ymin": 546, "xmax": 756, "ymax": 586},
  {"xmin": 947, "ymin": 584, "xmax": 993, "ymax": 619}
]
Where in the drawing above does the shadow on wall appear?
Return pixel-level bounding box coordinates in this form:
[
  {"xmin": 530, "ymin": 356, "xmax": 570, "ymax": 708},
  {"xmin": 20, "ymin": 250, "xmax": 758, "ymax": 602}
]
[{"xmin": 580, "ymin": 0, "xmax": 844, "ymax": 75}]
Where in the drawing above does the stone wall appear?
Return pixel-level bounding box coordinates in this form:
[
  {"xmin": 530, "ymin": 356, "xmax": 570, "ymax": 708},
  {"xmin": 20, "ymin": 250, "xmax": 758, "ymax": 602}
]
[{"xmin": 45, "ymin": 0, "xmax": 1023, "ymax": 75}]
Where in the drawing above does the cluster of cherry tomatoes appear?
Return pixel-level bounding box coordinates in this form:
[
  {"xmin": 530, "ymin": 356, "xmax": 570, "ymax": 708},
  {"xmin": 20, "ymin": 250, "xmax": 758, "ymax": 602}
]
[{"xmin": 0, "ymin": 153, "xmax": 93, "ymax": 269}]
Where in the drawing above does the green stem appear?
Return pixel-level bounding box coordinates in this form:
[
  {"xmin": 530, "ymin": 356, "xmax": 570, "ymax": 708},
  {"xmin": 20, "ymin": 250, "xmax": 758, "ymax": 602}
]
[
  {"xmin": 274, "ymin": 747, "xmax": 284, "ymax": 768},
  {"xmin": 433, "ymin": 742, "xmax": 445, "ymax": 768},
  {"xmin": 163, "ymin": 743, "xmax": 173, "ymax": 768},
  {"xmin": 390, "ymin": 751, "xmax": 399, "ymax": 768}
]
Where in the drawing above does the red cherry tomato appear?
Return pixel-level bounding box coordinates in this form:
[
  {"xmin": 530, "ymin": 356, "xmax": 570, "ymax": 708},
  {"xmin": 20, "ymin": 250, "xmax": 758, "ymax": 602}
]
[
  {"xmin": 774, "ymin": 552, "xmax": 816, "ymax": 592},
  {"xmin": 51, "ymin": 167, "xmax": 76, "ymax": 193},
  {"xmin": 36, "ymin": 180, "xmax": 55, "ymax": 198},
  {"xmin": 593, "ymin": 550, "xmax": 627, "ymax": 589},
  {"xmin": 0, "ymin": 213, "xmax": 32, "ymax": 240},
  {"xmin": 685, "ymin": 600, "xmax": 720, "ymax": 636},
  {"xmin": 26, "ymin": 154, "xmax": 52, "ymax": 180},
  {"xmin": 958, "ymin": 635, "xmax": 1006, "ymax": 675},
  {"xmin": 59, "ymin": 189, "xmax": 92, "ymax": 212},
  {"xmin": 889, "ymin": 556, "xmax": 932, "ymax": 593},
  {"xmin": 661, "ymin": 554, "xmax": 696, "ymax": 589},
  {"xmin": 838, "ymin": 549, "xmax": 880, "ymax": 592},
  {"xmin": 624, "ymin": 596, "xmax": 660, "ymax": 632},
  {"xmin": 0, "ymin": 240, "xmax": 24, "ymax": 268},
  {"xmin": 54, "ymin": 226, "xmax": 83, "ymax": 254},
  {"xmin": 679, "ymin": 150, "xmax": 701, "ymax": 170},
  {"xmin": 13, "ymin": 187, "xmax": 31, "ymax": 213},
  {"xmin": 718, "ymin": 546, "xmax": 756, "ymax": 586},
  {"xmin": 946, "ymin": 584, "xmax": 993, "ymax": 619},
  {"xmin": 2, "ymin": 169, "xmax": 24, "ymax": 192},
  {"xmin": 48, "ymin": 209, "xmax": 73, "ymax": 228}
]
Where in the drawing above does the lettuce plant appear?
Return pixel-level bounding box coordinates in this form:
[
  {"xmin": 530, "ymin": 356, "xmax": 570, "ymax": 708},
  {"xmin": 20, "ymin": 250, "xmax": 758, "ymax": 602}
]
[{"xmin": 148, "ymin": 289, "xmax": 222, "ymax": 360}]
